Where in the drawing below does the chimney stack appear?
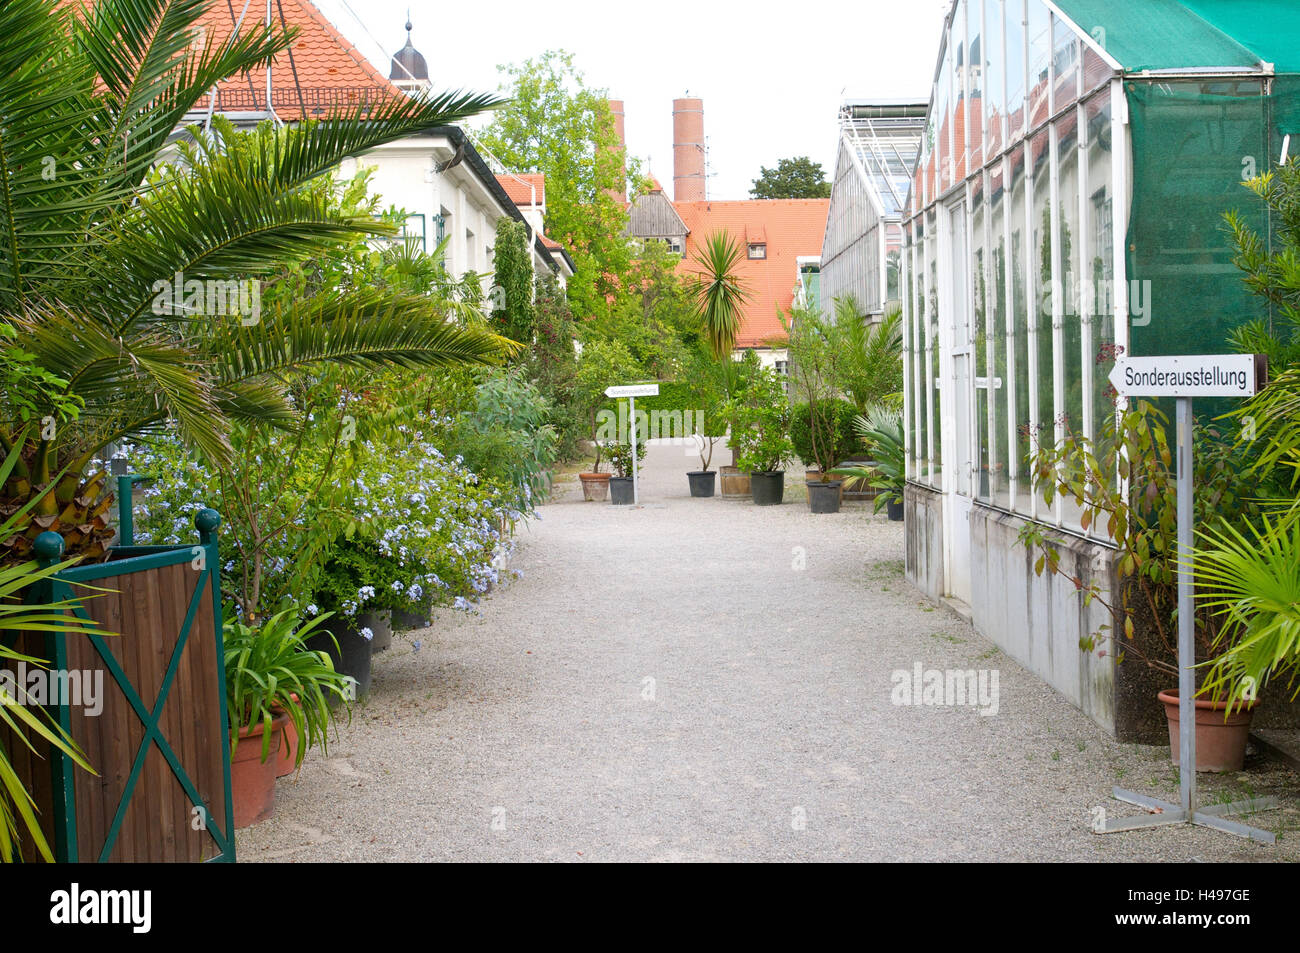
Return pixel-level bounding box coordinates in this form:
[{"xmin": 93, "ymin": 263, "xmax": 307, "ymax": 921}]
[
  {"xmin": 606, "ymin": 98, "xmax": 627, "ymax": 203},
  {"xmin": 673, "ymin": 97, "xmax": 705, "ymax": 202}
]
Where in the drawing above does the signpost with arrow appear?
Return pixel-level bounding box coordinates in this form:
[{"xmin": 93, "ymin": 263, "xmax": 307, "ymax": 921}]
[
  {"xmin": 604, "ymin": 383, "xmax": 659, "ymax": 505},
  {"xmin": 1097, "ymin": 353, "xmax": 1277, "ymax": 841}
]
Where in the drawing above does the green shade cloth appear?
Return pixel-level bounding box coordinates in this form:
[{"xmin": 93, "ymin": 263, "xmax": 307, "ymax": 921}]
[{"xmin": 1055, "ymin": 0, "xmax": 1300, "ymax": 73}]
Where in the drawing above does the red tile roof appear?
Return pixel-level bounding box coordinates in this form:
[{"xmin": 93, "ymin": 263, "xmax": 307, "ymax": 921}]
[
  {"xmin": 192, "ymin": 0, "xmax": 403, "ymax": 118},
  {"xmin": 675, "ymin": 199, "xmax": 828, "ymax": 350},
  {"xmin": 495, "ymin": 173, "xmax": 546, "ymax": 208}
]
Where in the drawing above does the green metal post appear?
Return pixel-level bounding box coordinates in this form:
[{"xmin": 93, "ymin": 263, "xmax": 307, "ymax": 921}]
[
  {"xmin": 34, "ymin": 531, "xmax": 78, "ymax": 862},
  {"xmin": 117, "ymin": 474, "xmax": 136, "ymax": 545}
]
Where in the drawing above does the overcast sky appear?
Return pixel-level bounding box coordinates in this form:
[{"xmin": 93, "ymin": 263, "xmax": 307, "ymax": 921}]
[{"xmin": 313, "ymin": 0, "xmax": 951, "ymax": 200}]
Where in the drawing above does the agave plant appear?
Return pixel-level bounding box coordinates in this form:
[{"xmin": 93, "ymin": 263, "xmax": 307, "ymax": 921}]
[
  {"xmin": 690, "ymin": 232, "xmax": 751, "ymax": 359},
  {"xmin": 0, "ymin": 0, "xmax": 512, "ymax": 561},
  {"xmin": 830, "ymin": 404, "xmax": 905, "ymax": 511}
]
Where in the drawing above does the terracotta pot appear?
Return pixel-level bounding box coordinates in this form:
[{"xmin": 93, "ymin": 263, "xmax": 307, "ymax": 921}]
[
  {"xmin": 579, "ymin": 472, "xmax": 610, "ymax": 502},
  {"xmin": 274, "ymin": 695, "xmax": 300, "ymax": 778},
  {"xmin": 1157, "ymin": 690, "xmax": 1256, "ymax": 773},
  {"xmin": 230, "ymin": 710, "xmax": 289, "ymax": 828}
]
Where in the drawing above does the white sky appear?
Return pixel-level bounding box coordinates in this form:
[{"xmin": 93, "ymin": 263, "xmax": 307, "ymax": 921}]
[{"xmin": 313, "ymin": 0, "xmax": 950, "ymax": 200}]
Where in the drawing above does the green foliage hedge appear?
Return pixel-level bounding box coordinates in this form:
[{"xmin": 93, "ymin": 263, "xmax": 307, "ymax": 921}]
[{"xmin": 788, "ymin": 398, "xmax": 860, "ymax": 467}]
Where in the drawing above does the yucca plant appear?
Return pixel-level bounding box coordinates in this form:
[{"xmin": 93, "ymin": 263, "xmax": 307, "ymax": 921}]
[
  {"xmin": 691, "ymin": 232, "xmax": 751, "ymax": 359},
  {"xmin": 0, "ymin": 0, "xmax": 512, "ymax": 562}
]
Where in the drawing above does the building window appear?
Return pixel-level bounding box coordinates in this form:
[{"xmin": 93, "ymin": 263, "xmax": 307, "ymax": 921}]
[
  {"xmin": 401, "ymin": 213, "xmax": 426, "ymax": 251},
  {"xmin": 774, "ymin": 359, "xmax": 789, "ymax": 376},
  {"xmin": 667, "ymin": 237, "xmax": 683, "ymax": 254},
  {"xmin": 747, "ymin": 243, "xmax": 767, "ymax": 260}
]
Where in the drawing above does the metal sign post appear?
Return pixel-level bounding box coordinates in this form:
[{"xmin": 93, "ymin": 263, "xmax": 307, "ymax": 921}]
[
  {"xmin": 1097, "ymin": 354, "xmax": 1276, "ymax": 841},
  {"xmin": 605, "ymin": 384, "xmax": 660, "ymax": 507}
]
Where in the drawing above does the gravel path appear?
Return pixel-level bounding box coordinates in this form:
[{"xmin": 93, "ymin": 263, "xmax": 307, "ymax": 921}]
[{"xmin": 238, "ymin": 443, "xmax": 1300, "ymax": 862}]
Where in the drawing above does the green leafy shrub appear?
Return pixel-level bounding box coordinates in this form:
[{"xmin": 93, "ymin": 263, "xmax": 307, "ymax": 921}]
[{"xmin": 789, "ymin": 399, "xmax": 859, "ymax": 468}]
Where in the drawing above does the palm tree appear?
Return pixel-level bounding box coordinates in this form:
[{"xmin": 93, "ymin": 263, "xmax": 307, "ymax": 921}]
[
  {"xmin": 833, "ymin": 295, "xmax": 903, "ymax": 413},
  {"xmin": 690, "ymin": 232, "xmax": 751, "ymax": 359},
  {"xmin": 0, "ymin": 0, "xmax": 512, "ymax": 559}
]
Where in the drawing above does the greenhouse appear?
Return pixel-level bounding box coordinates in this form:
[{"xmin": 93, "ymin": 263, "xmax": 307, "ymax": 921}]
[
  {"xmin": 900, "ymin": 0, "xmax": 1300, "ymax": 736},
  {"xmin": 820, "ymin": 100, "xmax": 927, "ymax": 315}
]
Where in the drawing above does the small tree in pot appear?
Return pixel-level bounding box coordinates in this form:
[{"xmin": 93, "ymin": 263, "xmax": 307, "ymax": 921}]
[
  {"xmin": 605, "ymin": 438, "xmax": 647, "ymax": 505},
  {"xmin": 725, "ymin": 369, "xmax": 793, "ymax": 506},
  {"xmin": 573, "ymin": 340, "xmax": 641, "ymax": 501},
  {"xmin": 684, "ymin": 349, "xmax": 730, "ymax": 497}
]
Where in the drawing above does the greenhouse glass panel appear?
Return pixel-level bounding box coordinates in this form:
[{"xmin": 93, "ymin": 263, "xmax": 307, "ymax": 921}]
[
  {"xmin": 984, "ymin": 0, "xmax": 1004, "ymax": 160},
  {"xmin": 1052, "ymin": 12, "xmax": 1079, "ymax": 112},
  {"xmin": 972, "ymin": 171, "xmax": 990, "ymax": 503},
  {"xmin": 1030, "ymin": 128, "xmax": 1053, "ymax": 516},
  {"xmin": 927, "ymin": 209, "xmax": 941, "ymax": 482},
  {"xmin": 1081, "ymin": 40, "xmax": 1111, "ymax": 94},
  {"xmin": 1005, "ymin": 0, "xmax": 1027, "ymax": 142},
  {"xmin": 938, "ymin": 37, "xmax": 954, "ymax": 194},
  {"xmin": 1027, "ymin": 0, "xmax": 1051, "ymax": 129},
  {"xmin": 1056, "ymin": 111, "xmax": 1086, "ymax": 530},
  {"xmin": 1085, "ymin": 91, "xmax": 1115, "ymax": 457},
  {"xmin": 966, "ymin": 0, "xmax": 984, "ymax": 174},
  {"xmin": 1009, "ymin": 143, "xmax": 1031, "ymax": 516},
  {"xmin": 990, "ymin": 157, "xmax": 1010, "ymax": 510}
]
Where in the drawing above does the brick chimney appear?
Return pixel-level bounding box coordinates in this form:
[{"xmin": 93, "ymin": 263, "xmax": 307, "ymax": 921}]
[
  {"xmin": 673, "ymin": 97, "xmax": 705, "ymax": 202},
  {"xmin": 605, "ymin": 98, "xmax": 627, "ymax": 203}
]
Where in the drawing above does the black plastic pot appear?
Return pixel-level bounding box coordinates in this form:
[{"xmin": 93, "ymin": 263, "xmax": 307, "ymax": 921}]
[
  {"xmin": 750, "ymin": 471, "xmax": 785, "ymax": 506},
  {"xmin": 687, "ymin": 470, "xmax": 716, "ymax": 498},
  {"xmin": 358, "ymin": 609, "xmax": 392, "ymax": 653},
  {"xmin": 391, "ymin": 602, "xmax": 432, "ymax": 631},
  {"xmin": 305, "ymin": 616, "xmax": 372, "ymax": 706},
  {"xmin": 886, "ymin": 499, "xmax": 904, "ymax": 522},
  {"xmin": 609, "ymin": 476, "xmax": 634, "ymax": 505},
  {"xmin": 807, "ymin": 479, "xmax": 842, "ymax": 514}
]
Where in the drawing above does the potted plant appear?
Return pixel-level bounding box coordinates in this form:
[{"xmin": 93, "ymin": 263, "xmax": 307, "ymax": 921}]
[
  {"xmin": 832, "ymin": 405, "xmax": 905, "ymax": 520},
  {"xmin": 727, "ymin": 369, "xmax": 794, "ymax": 507},
  {"xmin": 574, "ymin": 340, "xmax": 642, "ymax": 502},
  {"xmin": 684, "ymin": 351, "xmax": 730, "ymax": 498},
  {"xmin": 605, "ymin": 438, "xmax": 647, "ymax": 506},
  {"xmin": 224, "ymin": 605, "xmax": 351, "ymax": 827},
  {"xmin": 1017, "ymin": 401, "xmax": 1268, "ymax": 771}
]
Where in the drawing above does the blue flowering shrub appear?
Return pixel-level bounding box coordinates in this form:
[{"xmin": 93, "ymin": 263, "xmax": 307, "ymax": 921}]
[
  {"xmin": 310, "ymin": 425, "xmax": 519, "ymax": 621},
  {"xmin": 130, "ymin": 412, "xmax": 520, "ymax": 625}
]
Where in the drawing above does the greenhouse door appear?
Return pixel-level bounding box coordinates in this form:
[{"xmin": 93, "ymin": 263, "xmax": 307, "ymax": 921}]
[{"xmin": 941, "ymin": 197, "xmax": 973, "ymax": 604}]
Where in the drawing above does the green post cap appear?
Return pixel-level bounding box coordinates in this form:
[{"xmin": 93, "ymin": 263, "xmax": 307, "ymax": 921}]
[
  {"xmin": 33, "ymin": 531, "xmax": 65, "ymax": 564},
  {"xmin": 195, "ymin": 508, "xmax": 221, "ymax": 536}
]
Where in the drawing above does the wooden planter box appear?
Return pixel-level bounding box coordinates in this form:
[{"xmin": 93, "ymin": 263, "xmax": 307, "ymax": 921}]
[{"xmin": 1, "ymin": 499, "xmax": 234, "ymax": 863}]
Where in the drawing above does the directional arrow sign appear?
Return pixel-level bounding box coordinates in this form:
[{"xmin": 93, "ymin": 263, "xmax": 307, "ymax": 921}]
[
  {"xmin": 604, "ymin": 383, "xmax": 660, "ymax": 398},
  {"xmin": 1108, "ymin": 354, "xmax": 1263, "ymax": 398}
]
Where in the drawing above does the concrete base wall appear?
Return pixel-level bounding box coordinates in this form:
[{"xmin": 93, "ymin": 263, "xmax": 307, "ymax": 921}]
[
  {"xmin": 904, "ymin": 483, "xmax": 944, "ymax": 600},
  {"xmin": 968, "ymin": 506, "xmax": 1121, "ymax": 736}
]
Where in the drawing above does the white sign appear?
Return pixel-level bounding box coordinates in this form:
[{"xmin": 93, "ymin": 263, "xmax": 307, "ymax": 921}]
[
  {"xmin": 1108, "ymin": 354, "xmax": 1261, "ymax": 398},
  {"xmin": 604, "ymin": 383, "xmax": 660, "ymax": 398}
]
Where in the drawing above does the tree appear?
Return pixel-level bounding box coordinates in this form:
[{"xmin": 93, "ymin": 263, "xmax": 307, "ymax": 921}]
[
  {"xmin": 490, "ymin": 218, "xmax": 535, "ymax": 345},
  {"xmin": 749, "ymin": 157, "xmax": 831, "ymax": 199},
  {"xmin": 0, "ymin": 0, "xmax": 510, "ymax": 560},
  {"xmin": 690, "ymin": 233, "xmax": 751, "ymax": 359},
  {"xmin": 479, "ymin": 50, "xmax": 640, "ymax": 321}
]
